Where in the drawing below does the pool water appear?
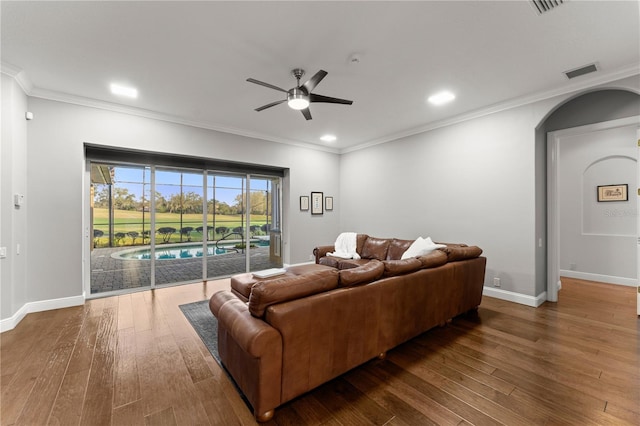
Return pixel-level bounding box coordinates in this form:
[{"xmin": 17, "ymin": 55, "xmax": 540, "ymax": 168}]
[{"xmin": 114, "ymin": 243, "xmax": 238, "ymax": 260}]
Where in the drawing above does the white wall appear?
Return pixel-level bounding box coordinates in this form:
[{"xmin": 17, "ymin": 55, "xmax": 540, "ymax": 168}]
[
  {"xmin": 340, "ymin": 104, "xmax": 540, "ymax": 296},
  {"xmin": 1, "ymin": 73, "xmax": 28, "ymax": 324},
  {"xmin": 341, "ymin": 76, "xmax": 640, "ymax": 301},
  {"xmin": 558, "ymin": 123, "xmax": 637, "ymax": 281},
  {"xmin": 0, "ymin": 96, "xmax": 341, "ymax": 324},
  {"xmin": 3, "ymin": 73, "xmax": 639, "ymax": 327}
]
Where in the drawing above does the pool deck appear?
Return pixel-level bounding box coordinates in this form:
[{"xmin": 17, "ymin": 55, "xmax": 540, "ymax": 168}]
[{"xmin": 90, "ymin": 244, "xmax": 281, "ymax": 294}]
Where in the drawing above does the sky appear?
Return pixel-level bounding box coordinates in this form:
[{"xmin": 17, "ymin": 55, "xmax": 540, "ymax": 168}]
[{"xmin": 100, "ymin": 165, "xmax": 271, "ymax": 205}]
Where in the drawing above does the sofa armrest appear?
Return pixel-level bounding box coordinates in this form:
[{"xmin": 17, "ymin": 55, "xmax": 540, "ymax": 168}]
[
  {"xmin": 210, "ymin": 291, "xmax": 282, "ymax": 357},
  {"xmin": 313, "ymin": 245, "xmax": 335, "ymax": 263},
  {"xmin": 209, "ymin": 291, "xmax": 283, "ymax": 419}
]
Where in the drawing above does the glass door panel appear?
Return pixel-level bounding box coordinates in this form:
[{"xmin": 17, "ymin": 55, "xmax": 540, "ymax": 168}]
[
  {"xmin": 154, "ymin": 168, "xmax": 204, "ymax": 285},
  {"xmin": 90, "ymin": 164, "xmax": 151, "ymax": 294},
  {"xmin": 206, "ymin": 174, "xmax": 247, "ymax": 279},
  {"xmin": 248, "ymin": 176, "xmax": 283, "ymax": 272}
]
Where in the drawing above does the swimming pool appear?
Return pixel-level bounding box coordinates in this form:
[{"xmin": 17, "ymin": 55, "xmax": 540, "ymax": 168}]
[{"xmin": 112, "ymin": 243, "xmax": 237, "ymax": 260}]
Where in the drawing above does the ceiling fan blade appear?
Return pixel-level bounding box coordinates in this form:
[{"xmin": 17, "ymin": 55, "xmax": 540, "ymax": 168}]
[
  {"xmin": 301, "ymin": 108, "xmax": 312, "ymax": 120},
  {"xmin": 255, "ymin": 99, "xmax": 286, "ymax": 112},
  {"xmin": 302, "ymin": 70, "xmax": 328, "ymax": 93},
  {"xmin": 246, "ymin": 78, "xmax": 288, "ymax": 93},
  {"xmin": 309, "ymin": 93, "xmax": 353, "ymax": 105}
]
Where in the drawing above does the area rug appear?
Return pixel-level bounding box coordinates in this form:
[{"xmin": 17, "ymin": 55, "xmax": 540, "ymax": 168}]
[
  {"xmin": 179, "ymin": 300, "xmax": 221, "ymax": 364},
  {"xmin": 179, "ymin": 299, "xmax": 252, "ymax": 411}
]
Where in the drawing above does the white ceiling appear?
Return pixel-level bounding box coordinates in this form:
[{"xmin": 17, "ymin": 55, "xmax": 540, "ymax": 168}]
[{"xmin": 2, "ymin": 1, "xmax": 639, "ymax": 152}]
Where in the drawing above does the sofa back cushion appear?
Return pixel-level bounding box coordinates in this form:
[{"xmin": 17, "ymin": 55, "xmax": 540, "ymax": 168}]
[
  {"xmin": 339, "ymin": 260, "xmax": 384, "ymax": 287},
  {"xmin": 441, "ymin": 245, "xmax": 483, "ymax": 262},
  {"xmin": 386, "ymin": 239, "xmax": 413, "ymax": 260},
  {"xmin": 417, "ymin": 250, "xmax": 448, "ymax": 269},
  {"xmin": 356, "ymin": 234, "xmax": 369, "ymax": 255},
  {"xmin": 360, "ymin": 237, "xmax": 391, "ymax": 260},
  {"xmin": 383, "ymin": 258, "xmax": 423, "ymax": 277},
  {"xmin": 249, "ymin": 270, "xmax": 339, "ymax": 317}
]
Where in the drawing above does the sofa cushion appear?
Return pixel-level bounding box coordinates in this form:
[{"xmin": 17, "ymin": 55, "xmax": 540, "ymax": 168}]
[
  {"xmin": 361, "ymin": 237, "xmax": 391, "ymax": 260},
  {"xmin": 339, "ymin": 260, "xmax": 384, "ymax": 287},
  {"xmin": 383, "ymin": 258, "xmax": 423, "ymax": 277},
  {"xmin": 338, "ymin": 258, "xmax": 371, "ymax": 270},
  {"xmin": 401, "ymin": 237, "xmax": 446, "ymax": 259},
  {"xmin": 441, "ymin": 245, "xmax": 483, "ymax": 262},
  {"xmin": 417, "ymin": 250, "xmax": 448, "ymax": 269},
  {"xmin": 386, "ymin": 239, "xmax": 414, "ymax": 260},
  {"xmin": 248, "ymin": 270, "xmax": 339, "ymax": 318},
  {"xmin": 318, "ymin": 256, "xmax": 340, "ymax": 268}
]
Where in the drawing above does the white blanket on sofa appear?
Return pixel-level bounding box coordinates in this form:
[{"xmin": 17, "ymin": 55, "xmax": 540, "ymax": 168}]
[{"xmin": 327, "ymin": 232, "xmax": 361, "ymax": 259}]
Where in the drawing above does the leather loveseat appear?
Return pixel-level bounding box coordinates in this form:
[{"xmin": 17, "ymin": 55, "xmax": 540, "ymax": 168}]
[{"xmin": 209, "ymin": 234, "xmax": 486, "ymax": 422}]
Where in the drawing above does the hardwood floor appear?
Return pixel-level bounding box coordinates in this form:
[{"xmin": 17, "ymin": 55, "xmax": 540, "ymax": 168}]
[{"xmin": 1, "ymin": 277, "xmax": 638, "ymax": 425}]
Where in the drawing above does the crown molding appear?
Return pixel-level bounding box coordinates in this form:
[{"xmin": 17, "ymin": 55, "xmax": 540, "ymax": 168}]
[
  {"xmin": 1, "ymin": 62, "xmax": 34, "ymax": 93},
  {"xmin": 5, "ymin": 61, "xmax": 637, "ymax": 156},
  {"xmin": 27, "ymin": 87, "xmax": 341, "ymax": 154},
  {"xmin": 340, "ymin": 63, "xmax": 640, "ymax": 154}
]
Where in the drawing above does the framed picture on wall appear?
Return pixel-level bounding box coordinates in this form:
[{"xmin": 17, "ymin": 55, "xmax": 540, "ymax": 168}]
[
  {"xmin": 325, "ymin": 196, "xmax": 333, "ymax": 211},
  {"xmin": 597, "ymin": 184, "xmax": 628, "ymax": 202},
  {"xmin": 311, "ymin": 192, "xmax": 323, "ymax": 215},
  {"xmin": 300, "ymin": 196, "xmax": 309, "ymax": 211}
]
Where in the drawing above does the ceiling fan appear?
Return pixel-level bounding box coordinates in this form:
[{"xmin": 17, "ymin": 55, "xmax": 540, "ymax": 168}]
[{"xmin": 247, "ymin": 69, "xmax": 353, "ymax": 120}]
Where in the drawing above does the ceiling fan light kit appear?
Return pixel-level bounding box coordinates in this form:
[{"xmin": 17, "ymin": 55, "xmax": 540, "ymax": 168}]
[
  {"xmin": 247, "ymin": 68, "xmax": 353, "ymax": 120},
  {"xmin": 287, "ymin": 88, "xmax": 309, "ymax": 110}
]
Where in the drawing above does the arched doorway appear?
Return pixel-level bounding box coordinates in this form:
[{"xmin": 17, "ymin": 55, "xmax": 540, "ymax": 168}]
[{"xmin": 537, "ymin": 89, "xmax": 640, "ymax": 303}]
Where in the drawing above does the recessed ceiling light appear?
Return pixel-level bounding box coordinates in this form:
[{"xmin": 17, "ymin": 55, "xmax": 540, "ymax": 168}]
[
  {"xmin": 428, "ymin": 91, "xmax": 455, "ymax": 106},
  {"xmin": 320, "ymin": 134, "xmax": 337, "ymax": 143},
  {"xmin": 110, "ymin": 83, "xmax": 138, "ymax": 99}
]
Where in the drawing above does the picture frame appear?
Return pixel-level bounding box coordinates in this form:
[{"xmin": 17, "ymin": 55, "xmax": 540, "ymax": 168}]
[
  {"xmin": 311, "ymin": 191, "xmax": 323, "ymax": 215},
  {"xmin": 325, "ymin": 196, "xmax": 333, "ymax": 211},
  {"xmin": 300, "ymin": 195, "xmax": 309, "ymax": 211},
  {"xmin": 597, "ymin": 184, "xmax": 628, "ymax": 202}
]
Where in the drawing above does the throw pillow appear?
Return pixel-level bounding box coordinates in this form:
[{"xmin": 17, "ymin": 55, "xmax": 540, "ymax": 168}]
[{"xmin": 401, "ymin": 237, "xmax": 446, "ymax": 259}]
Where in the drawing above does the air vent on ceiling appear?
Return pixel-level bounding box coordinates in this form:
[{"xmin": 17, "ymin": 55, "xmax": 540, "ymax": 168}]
[
  {"xmin": 564, "ymin": 63, "xmax": 598, "ymax": 79},
  {"xmin": 530, "ymin": 0, "xmax": 565, "ymax": 15}
]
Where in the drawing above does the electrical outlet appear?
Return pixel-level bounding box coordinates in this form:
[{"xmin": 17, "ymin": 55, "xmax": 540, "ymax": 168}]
[
  {"xmin": 0, "ymin": 247, "xmax": 6, "ymax": 259},
  {"xmin": 493, "ymin": 277, "xmax": 501, "ymax": 287},
  {"xmin": 309, "ymin": 254, "xmax": 314, "ymax": 261}
]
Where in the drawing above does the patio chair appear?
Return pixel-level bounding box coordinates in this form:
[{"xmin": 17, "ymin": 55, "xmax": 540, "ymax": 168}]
[{"xmin": 215, "ymin": 226, "xmax": 228, "ymax": 237}]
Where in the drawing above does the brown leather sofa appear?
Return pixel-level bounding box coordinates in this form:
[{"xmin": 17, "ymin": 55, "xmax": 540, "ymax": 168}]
[{"xmin": 209, "ymin": 235, "xmax": 486, "ymax": 422}]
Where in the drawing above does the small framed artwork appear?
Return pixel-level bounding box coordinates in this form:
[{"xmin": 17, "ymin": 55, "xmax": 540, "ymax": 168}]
[
  {"xmin": 325, "ymin": 196, "xmax": 333, "ymax": 211},
  {"xmin": 597, "ymin": 184, "xmax": 628, "ymax": 202},
  {"xmin": 300, "ymin": 195, "xmax": 309, "ymax": 211},
  {"xmin": 311, "ymin": 191, "xmax": 323, "ymax": 215}
]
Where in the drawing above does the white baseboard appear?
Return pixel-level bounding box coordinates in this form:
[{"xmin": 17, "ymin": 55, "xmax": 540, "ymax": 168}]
[
  {"xmin": 0, "ymin": 294, "xmax": 85, "ymax": 333},
  {"xmin": 483, "ymin": 286, "xmax": 547, "ymax": 307},
  {"xmin": 559, "ymin": 270, "xmax": 637, "ymax": 287}
]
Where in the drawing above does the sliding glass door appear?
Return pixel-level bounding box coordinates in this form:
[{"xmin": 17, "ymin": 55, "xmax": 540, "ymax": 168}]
[
  {"xmin": 90, "ymin": 164, "xmax": 151, "ymax": 293},
  {"xmin": 154, "ymin": 168, "xmax": 204, "ymax": 285},
  {"xmin": 89, "ymin": 161, "xmax": 283, "ymax": 296}
]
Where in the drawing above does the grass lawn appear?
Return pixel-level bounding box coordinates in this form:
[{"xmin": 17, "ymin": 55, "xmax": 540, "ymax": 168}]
[{"xmin": 93, "ymin": 208, "xmax": 270, "ymax": 246}]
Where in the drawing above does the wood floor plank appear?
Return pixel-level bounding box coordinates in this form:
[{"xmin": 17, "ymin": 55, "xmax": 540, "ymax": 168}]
[
  {"xmin": 113, "ymin": 328, "xmax": 140, "ymax": 408},
  {"xmin": 111, "ymin": 400, "xmax": 146, "ymax": 426},
  {"xmin": 79, "ymin": 305, "xmax": 117, "ymax": 426},
  {"xmin": 1, "ymin": 277, "xmax": 637, "ymax": 425}
]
